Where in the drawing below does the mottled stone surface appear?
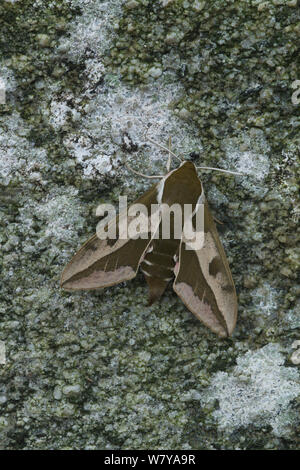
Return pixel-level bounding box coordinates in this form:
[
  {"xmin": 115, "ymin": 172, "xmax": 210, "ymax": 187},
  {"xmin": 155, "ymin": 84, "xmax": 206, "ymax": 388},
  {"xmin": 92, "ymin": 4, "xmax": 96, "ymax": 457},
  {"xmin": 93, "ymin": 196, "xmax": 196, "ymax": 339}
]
[{"xmin": 0, "ymin": 0, "xmax": 299, "ymax": 450}]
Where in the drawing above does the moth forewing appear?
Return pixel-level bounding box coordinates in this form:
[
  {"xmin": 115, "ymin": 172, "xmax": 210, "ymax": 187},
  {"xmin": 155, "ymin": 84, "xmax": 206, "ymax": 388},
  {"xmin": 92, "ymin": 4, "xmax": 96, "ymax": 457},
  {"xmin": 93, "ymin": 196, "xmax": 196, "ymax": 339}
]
[
  {"xmin": 182, "ymin": 202, "xmax": 205, "ymax": 251},
  {"xmin": 127, "ymin": 203, "xmax": 151, "ymax": 240},
  {"xmin": 60, "ymin": 182, "xmax": 160, "ymax": 291},
  {"xmin": 203, "ymin": 202, "xmax": 238, "ymax": 335},
  {"xmin": 173, "ymin": 196, "xmax": 237, "ymax": 337},
  {"xmin": 95, "ymin": 203, "xmax": 117, "ymax": 240}
]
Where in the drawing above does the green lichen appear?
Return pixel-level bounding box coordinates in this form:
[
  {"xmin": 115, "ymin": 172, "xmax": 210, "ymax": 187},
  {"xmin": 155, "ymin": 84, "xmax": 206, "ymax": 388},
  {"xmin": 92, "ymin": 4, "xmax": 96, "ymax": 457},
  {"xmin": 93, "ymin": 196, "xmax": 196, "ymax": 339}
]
[{"xmin": 110, "ymin": 0, "xmax": 300, "ymax": 154}]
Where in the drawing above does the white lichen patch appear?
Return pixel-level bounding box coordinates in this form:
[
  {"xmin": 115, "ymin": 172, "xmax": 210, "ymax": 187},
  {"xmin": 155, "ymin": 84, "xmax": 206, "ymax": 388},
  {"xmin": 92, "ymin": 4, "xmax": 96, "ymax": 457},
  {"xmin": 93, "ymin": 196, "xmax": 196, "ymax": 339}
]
[
  {"xmin": 82, "ymin": 155, "xmax": 112, "ymax": 178},
  {"xmin": 250, "ymin": 284, "xmax": 279, "ymax": 317},
  {"xmin": 282, "ymin": 309, "xmax": 300, "ymax": 331},
  {"xmin": 49, "ymin": 99, "xmax": 73, "ymax": 130},
  {"xmin": 223, "ymin": 130, "xmax": 270, "ymax": 197},
  {"xmin": 275, "ymin": 148, "xmax": 299, "ymax": 201},
  {"xmin": 206, "ymin": 185, "xmax": 229, "ymax": 207},
  {"xmin": 56, "ymin": 0, "xmax": 125, "ymax": 64},
  {"xmin": 47, "ymin": 0, "xmax": 204, "ymax": 182},
  {"xmin": 81, "ymin": 59, "xmax": 105, "ymax": 97},
  {"xmin": 59, "ymin": 75, "xmax": 204, "ymax": 181},
  {"xmin": 81, "ymin": 80, "xmax": 203, "ymax": 168},
  {"xmin": 229, "ymin": 149, "xmax": 270, "ymax": 180},
  {"xmin": 63, "ymin": 134, "xmax": 114, "ymax": 178},
  {"xmin": 0, "ymin": 111, "xmax": 49, "ymax": 186},
  {"xmin": 201, "ymin": 343, "xmax": 300, "ymax": 437},
  {"xmin": 34, "ymin": 190, "xmax": 85, "ymax": 242},
  {"xmin": 19, "ymin": 188, "xmax": 86, "ymax": 259},
  {"xmin": 0, "ymin": 65, "xmax": 17, "ymax": 95}
]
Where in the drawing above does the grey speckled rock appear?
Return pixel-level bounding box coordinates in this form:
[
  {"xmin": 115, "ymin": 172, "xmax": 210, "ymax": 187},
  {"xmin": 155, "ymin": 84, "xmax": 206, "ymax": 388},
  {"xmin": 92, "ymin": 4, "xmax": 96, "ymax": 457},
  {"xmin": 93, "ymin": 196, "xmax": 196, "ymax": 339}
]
[{"xmin": 0, "ymin": 0, "xmax": 299, "ymax": 450}]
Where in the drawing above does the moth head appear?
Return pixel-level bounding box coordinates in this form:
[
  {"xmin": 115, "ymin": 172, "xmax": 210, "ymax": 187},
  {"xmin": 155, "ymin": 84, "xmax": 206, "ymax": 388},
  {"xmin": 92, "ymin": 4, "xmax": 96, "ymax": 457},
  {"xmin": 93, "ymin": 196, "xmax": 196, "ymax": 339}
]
[
  {"xmin": 178, "ymin": 160, "xmax": 197, "ymax": 171},
  {"xmin": 125, "ymin": 135, "xmax": 243, "ymax": 180},
  {"xmin": 144, "ymin": 135, "xmax": 243, "ymax": 177}
]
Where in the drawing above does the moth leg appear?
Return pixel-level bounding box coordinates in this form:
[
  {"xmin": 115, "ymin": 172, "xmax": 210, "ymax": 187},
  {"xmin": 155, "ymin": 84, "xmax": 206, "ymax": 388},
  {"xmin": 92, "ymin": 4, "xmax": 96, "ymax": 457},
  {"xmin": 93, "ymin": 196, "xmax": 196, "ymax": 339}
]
[
  {"xmin": 166, "ymin": 136, "xmax": 172, "ymax": 172},
  {"xmin": 213, "ymin": 215, "xmax": 224, "ymax": 225}
]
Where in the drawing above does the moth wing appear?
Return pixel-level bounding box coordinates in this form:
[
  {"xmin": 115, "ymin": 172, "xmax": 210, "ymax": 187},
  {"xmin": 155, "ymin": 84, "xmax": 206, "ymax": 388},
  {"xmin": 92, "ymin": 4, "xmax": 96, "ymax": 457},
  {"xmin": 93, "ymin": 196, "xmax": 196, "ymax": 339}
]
[
  {"xmin": 173, "ymin": 202, "xmax": 237, "ymax": 337},
  {"xmin": 61, "ymin": 185, "xmax": 160, "ymax": 291}
]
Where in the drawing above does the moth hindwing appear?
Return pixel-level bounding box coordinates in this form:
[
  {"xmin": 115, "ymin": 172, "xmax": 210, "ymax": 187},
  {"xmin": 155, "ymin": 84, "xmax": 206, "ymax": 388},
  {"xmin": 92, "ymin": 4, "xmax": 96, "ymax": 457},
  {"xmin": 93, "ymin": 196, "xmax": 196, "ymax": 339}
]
[{"xmin": 61, "ymin": 161, "xmax": 238, "ymax": 337}]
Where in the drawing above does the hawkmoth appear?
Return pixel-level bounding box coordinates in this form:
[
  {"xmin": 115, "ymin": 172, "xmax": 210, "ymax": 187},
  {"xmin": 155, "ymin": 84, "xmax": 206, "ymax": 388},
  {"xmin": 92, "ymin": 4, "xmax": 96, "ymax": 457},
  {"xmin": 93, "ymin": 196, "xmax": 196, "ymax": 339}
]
[{"xmin": 61, "ymin": 144, "xmax": 238, "ymax": 337}]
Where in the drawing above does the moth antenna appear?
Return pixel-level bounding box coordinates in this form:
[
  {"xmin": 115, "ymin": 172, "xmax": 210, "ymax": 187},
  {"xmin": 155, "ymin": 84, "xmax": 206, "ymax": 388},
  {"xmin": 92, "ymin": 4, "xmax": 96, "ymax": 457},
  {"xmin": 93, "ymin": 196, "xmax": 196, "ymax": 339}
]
[
  {"xmin": 147, "ymin": 137, "xmax": 183, "ymax": 164},
  {"xmin": 196, "ymin": 166, "xmax": 243, "ymax": 176},
  {"xmin": 144, "ymin": 129, "xmax": 183, "ymax": 165},
  {"xmin": 213, "ymin": 215, "xmax": 224, "ymax": 225},
  {"xmin": 125, "ymin": 162, "xmax": 164, "ymax": 180},
  {"xmin": 166, "ymin": 136, "xmax": 172, "ymax": 172}
]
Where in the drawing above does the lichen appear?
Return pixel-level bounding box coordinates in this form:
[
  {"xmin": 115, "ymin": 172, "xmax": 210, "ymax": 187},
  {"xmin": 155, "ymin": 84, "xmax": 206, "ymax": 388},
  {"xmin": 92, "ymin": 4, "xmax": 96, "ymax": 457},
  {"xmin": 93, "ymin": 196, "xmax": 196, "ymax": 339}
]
[{"xmin": 201, "ymin": 343, "xmax": 299, "ymax": 439}]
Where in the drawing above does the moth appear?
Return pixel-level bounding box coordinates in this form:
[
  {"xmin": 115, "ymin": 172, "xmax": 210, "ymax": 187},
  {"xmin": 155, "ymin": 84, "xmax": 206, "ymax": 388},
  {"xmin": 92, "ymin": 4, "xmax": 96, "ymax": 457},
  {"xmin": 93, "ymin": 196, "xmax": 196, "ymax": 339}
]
[{"xmin": 61, "ymin": 141, "xmax": 238, "ymax": 337}]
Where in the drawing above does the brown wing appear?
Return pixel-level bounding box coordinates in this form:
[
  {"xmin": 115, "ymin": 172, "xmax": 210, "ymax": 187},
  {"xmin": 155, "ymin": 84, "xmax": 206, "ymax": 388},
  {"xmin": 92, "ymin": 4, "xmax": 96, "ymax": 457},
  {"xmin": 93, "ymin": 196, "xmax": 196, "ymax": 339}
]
[
  {"xmin": 173, "ymin": 201, "xmax": 237, "ymax": 337},
  {"xmin": 60, "ymin": 185, "xmax": 159, "ymax": 291}
]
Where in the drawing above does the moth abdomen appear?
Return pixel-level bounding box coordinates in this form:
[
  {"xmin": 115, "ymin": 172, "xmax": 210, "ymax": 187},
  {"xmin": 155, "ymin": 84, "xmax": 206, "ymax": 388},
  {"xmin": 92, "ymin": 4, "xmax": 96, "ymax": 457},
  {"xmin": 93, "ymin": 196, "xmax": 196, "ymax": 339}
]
[
  {"xmin": 140, "ymin": 237, "xmax": 180, "ymax": 303},
  {"xmin": 143, "ymin": 251, "xmax": 174, "ymax": 268},
  {"xmin": 140, "ymin": 261, "xmax": 174, "ymax": 282}
]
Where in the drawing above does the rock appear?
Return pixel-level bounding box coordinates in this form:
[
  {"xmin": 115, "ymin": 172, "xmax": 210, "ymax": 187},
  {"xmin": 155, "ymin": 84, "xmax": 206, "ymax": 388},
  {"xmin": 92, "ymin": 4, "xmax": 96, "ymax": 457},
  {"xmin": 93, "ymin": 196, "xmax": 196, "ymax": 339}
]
[{"xmin": 0, "ymin": 0, "xmax": 299, "ymax": 451}]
